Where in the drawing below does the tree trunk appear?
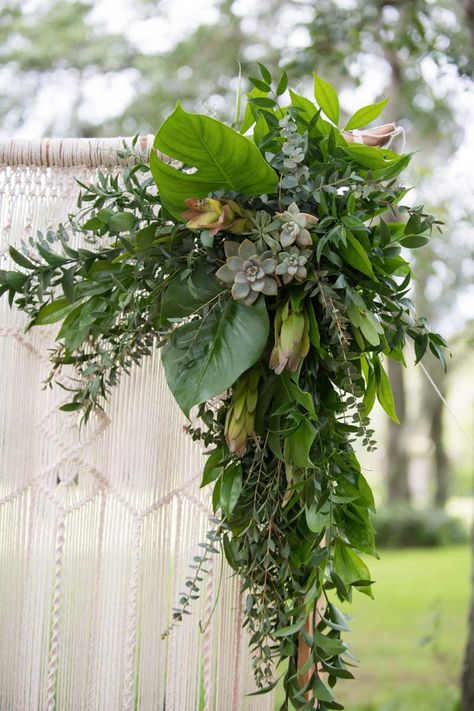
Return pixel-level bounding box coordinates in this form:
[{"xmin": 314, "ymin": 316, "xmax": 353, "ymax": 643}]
[
  {"xmin": 462, "ymin": 530, "xmax": 474, "ymax": 710},
  {"xmin": 386, "ymin": 358, "xmax": 411, "ymax": 502},
  {"xmin": 421, "ymin": 357, "xmax": 450, "ymax": 508},
  {"xmin": 429, "ymin": 383, "xmax": 450, "ymax": 508}
]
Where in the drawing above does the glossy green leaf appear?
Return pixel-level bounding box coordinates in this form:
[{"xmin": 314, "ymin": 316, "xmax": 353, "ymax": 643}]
[
  {"xmin": 313, "ymin": 677, "xmax": 334, "ymax": 702},
  {"xmin": 281, "ymin": 373, "xmax": 316, "ymax": 419},
  {"xmin": 305, "ymin": 503, "xmax": 330, "ymax": 533},
  {"xmin": 289, "ymin": 90, "xmax": 318, "ymax": 123},
  {"xmin": 374, "ymin": 358, "xmax": 400, "ymax": 424},
  {"xmin": 341, "ymin": 143, "xmax": 389, "ymax": 169},
  {"xmin": 284, "ymin": 416, "xmax": 316, "ymax": 468},
  {"xmin": 161, "ymin": 265, "xmax": 223, "ymax": 320},
  {"xmin": 34, "ymin": 297, "xmax": 75, "ymax": 326},
  {"xmin": 107, "ymin": 212, "xmax": 136, "ymax": 232},
  {"xmin": 220, "ymin": 462, "xmax": 242, "ymax": 514},
  {"xmin": 200, "ymin": 447, "xmax": 225, "ymax": 488},
  {"xmin": 276, "ymin": 70, "xmax": 288, "ymax": 96},
  {"xmin": 61, "ymin": 267, "xmax": 76, "ymax": 303},
  {"xmin": 344, "ymin": 99, "xmax": 388, "ymax": 131},
  {"xmin": 314, "ymin": 629, "xmax": 346, "ymax": 656},
  {"xmin": 239, "ymin": 87, "xmax": 267, "ymax": 133},
  {"xmin": 274, "ymin": 619, "xmax": 305, "ymax": 638},
  {"xmin": 257, "ymin": 62, "xmax": 272, "ymax": 84},
  {"xmin": 9, "ymin": 246, "xmax": 37, "ymax": 270},
  {"xmin": 248, "ymin": 76, "xmax": 271, "ymax": 92},
  {"xmin": 150, "ymin": 103, "xmax": 278, "ymax": 220},
  {"xmin": 359, "ymin": 314, "xmax": 381, "ymax": 347},
  {"xmin": 333, "ymin": 541, "xmax": 372, "ymax": 592},
  {"xmin": 314, "ymin": 74, "xmax": 339, "ymax": 125},
  {"xmin": 399, "ymin": 235, "xmax": 429, "ymax": 248},
  {"xmin": 162, "ymin": 297, "xmax": 269, "ymax": 417},
  {"xmin": 341, "ymin": 233, "xmax": 376, "ymax": 279},
  {"xmin": 363, "ymin": 369, "xmax": 377, "ymax": 415},
  {"xmin": 37, "ymin": 244, "xmax": 69, "ymax": 267}
]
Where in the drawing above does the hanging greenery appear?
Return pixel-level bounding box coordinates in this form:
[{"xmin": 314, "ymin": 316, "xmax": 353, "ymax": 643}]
[{"xmin": 0, "ymin": 67, "xmax": 447, "ymax": 709}]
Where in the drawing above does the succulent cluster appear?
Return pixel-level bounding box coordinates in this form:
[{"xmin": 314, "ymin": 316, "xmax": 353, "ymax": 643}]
[
  {"xmin": 215, "ymin": 239, "xmax": 278, "ymax": 305},
  {"xmin": 276, "ymin": 202, "xmax": 317, "ymax": 248},
  {"xmin": 198, "ymin": 199, "xmax": 318, "ymax": 303},
  {"xmin": 275, "ymin": 247, "xmax": 311, "ymax": 284}
]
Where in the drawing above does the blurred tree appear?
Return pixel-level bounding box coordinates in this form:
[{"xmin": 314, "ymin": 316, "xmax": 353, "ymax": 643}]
[
  {"xmin": 292, "ymin": 0, "xmax": 472, "ymax": 505},
  {"xmin": 0, "ymin": 0, "xmax": 280, "ymax": 135},
  {"xmin": 0, "ymin": 1, "xmax": 139, "ymax": 136}
]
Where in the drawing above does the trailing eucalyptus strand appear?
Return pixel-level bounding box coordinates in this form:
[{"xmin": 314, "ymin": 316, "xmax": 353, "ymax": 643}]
[{"xmin": 0, "ymin": 66, "xmax": 447, "ymax": 709}]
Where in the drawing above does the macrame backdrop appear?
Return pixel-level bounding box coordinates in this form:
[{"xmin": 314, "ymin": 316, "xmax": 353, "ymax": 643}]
[{"xmin": 0, "ymin": 137, "xmax": 275, "ymax": 711}]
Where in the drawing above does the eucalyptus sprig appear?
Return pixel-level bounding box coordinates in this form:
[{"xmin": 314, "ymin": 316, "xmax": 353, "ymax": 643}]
[{"xmin": 0, "ymin": 65, "xmax": 447, "ymax": 709}]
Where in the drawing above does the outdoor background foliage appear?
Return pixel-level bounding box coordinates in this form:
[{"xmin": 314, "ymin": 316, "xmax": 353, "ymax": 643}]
[{"xmin": 0, "ymin": 1, "xmax": 472, "ymax": 709}]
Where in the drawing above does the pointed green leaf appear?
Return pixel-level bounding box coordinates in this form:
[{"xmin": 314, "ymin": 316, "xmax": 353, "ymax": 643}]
[
  {"xmin": 162, "ymin": 297, "xmax": 269, "ymax": 417},
  {"xmin": 313, "ymin": 677, "xmax": 334, "ymax": 702},
  {"xmin": 314, "ymin": 74, "xmax": 339, "ymax": 126},
  {"xmin": 200, "ymin": 447, "xmax": 225, "ymax": 488},
  {"xmin": 363, "ymin": 369, "xmax": 377, "ymax": 415},
  {"xmin": 344, "ymin": 99, "xmax": 388, "ymax": 131},
  {"xmin": 274, "ymin": 619, "xmax": 305, "ymax": 638},
  {"xmin": 333, "ymin": 541, "xmax": 372, "ymax": 592},
  {"xmin": 399, "ymin": 235, "xmax": 429, "ymax": 248},
  {"xmin": 341, "ymin": 233, "xmax": 376, "ymax": 279},
  {"xmin": 284, "ymin": 416, "xmax": 316, "ymax": 468},
  {"xmin": 276, "ymin": 70, "xmax": 288, "ymax": 96},
  {"xmin": 161, "ymin": 265, "xmax": 223, "ymax": 320},
  {"xmin": 9, "ymin": 246, "xmax": 37, "ymax": 270},
  {"xmin": 220, "ymin": 462, "xmax": 242, "ymax": 514},
  {"xmin": 374, "ymin": 358, "xmax": 400, "ymax": 424},
  {"xmin": 150, "ymin": 103, "xmax": 278, "ymax": 220},
  {"xmin": 34, "ymin": 297, "xmax": 75, "ymax": 326}
]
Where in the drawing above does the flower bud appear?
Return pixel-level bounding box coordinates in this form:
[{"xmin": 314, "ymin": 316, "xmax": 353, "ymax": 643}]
[
  {"xmin": 183, "ymin": 198, "xmax": 251, "ymax": 236},
  {"xmin": 269, "ymin": 301, "xmax": 310, "ymax": 375},
  {"xmin": 224, "ymin": 367, "xmax": 260, "ymax": 456}
]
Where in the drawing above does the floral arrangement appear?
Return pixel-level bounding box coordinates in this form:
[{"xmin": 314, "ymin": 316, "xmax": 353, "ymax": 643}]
[{"xmin": 0, "ymin": 67, "xmax": 447, "ymax": 709}]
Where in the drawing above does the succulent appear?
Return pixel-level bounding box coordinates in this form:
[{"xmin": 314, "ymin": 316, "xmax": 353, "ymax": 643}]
[
  {"xmin": 275, "ymin": 247, "xmax": 311, "ymax": 284},
  {"xmin": 183, "ymin": 197, "xmax": 250, "ymax": 236},
  {"xmin": 276, "ymin": 202, "xmax": 318, "ymax": 248},
  {"xmin": 248, "ymin": 210, "xmax": 282, "ymax": 252},
  {"xmin": 269, "ymin": 300, "xmax": 310, "ymax": 375},
  {"xmin": 215, "ymin": 239, "xmax": 278, "ymax": 305},
  {"xmin": 224, "ymin": 367, "xmax": 260, "ymax": 456}
]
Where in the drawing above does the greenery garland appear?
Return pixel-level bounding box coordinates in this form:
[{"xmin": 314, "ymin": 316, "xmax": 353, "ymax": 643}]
[{"xmin": 0, "ymin": 67, "xmax": 447, "ymax": 709}]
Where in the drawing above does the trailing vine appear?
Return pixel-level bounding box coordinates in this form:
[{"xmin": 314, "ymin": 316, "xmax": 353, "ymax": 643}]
[{"xmin": 0, "ymin": 67, "xmax": 447, "ymax": 709}]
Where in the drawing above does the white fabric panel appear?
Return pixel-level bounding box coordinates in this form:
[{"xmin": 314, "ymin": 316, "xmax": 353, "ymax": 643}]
[{"xmin": 0, "ymin": 140, "xmax": 275, "ymax": 711}]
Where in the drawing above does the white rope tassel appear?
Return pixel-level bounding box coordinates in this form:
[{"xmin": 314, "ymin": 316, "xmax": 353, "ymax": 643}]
[
  {"xmin": 45, "ymin": 515, "xmax": 67, "ymax": 711},
  {"xmin": 121, "ymin": 517, "xmax": 143, "ymax": 711}
]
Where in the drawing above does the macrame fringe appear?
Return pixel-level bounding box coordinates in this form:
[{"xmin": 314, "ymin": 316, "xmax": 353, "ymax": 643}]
[{"xmin": 0, "ymin": 140, "xmax": 275, "ymax": 710}]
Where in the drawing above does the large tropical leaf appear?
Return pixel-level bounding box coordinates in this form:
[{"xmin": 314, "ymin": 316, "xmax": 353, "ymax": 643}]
[
  {"xmin": 150, "ymin": 103, "xmax": 279, "ymax": 220},
  {"xmin": 161, "ymin": 264, "xmax": 223, "ymax": 320},
  {"xmin": 162, "ymin": 297, "xmax": 269, "ymax": 417}
]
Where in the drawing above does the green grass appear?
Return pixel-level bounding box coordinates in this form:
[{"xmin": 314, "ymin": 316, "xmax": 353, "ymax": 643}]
[{"xmin": 275, "ymin": 545, "xmax": 471, "ymax": 711}]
